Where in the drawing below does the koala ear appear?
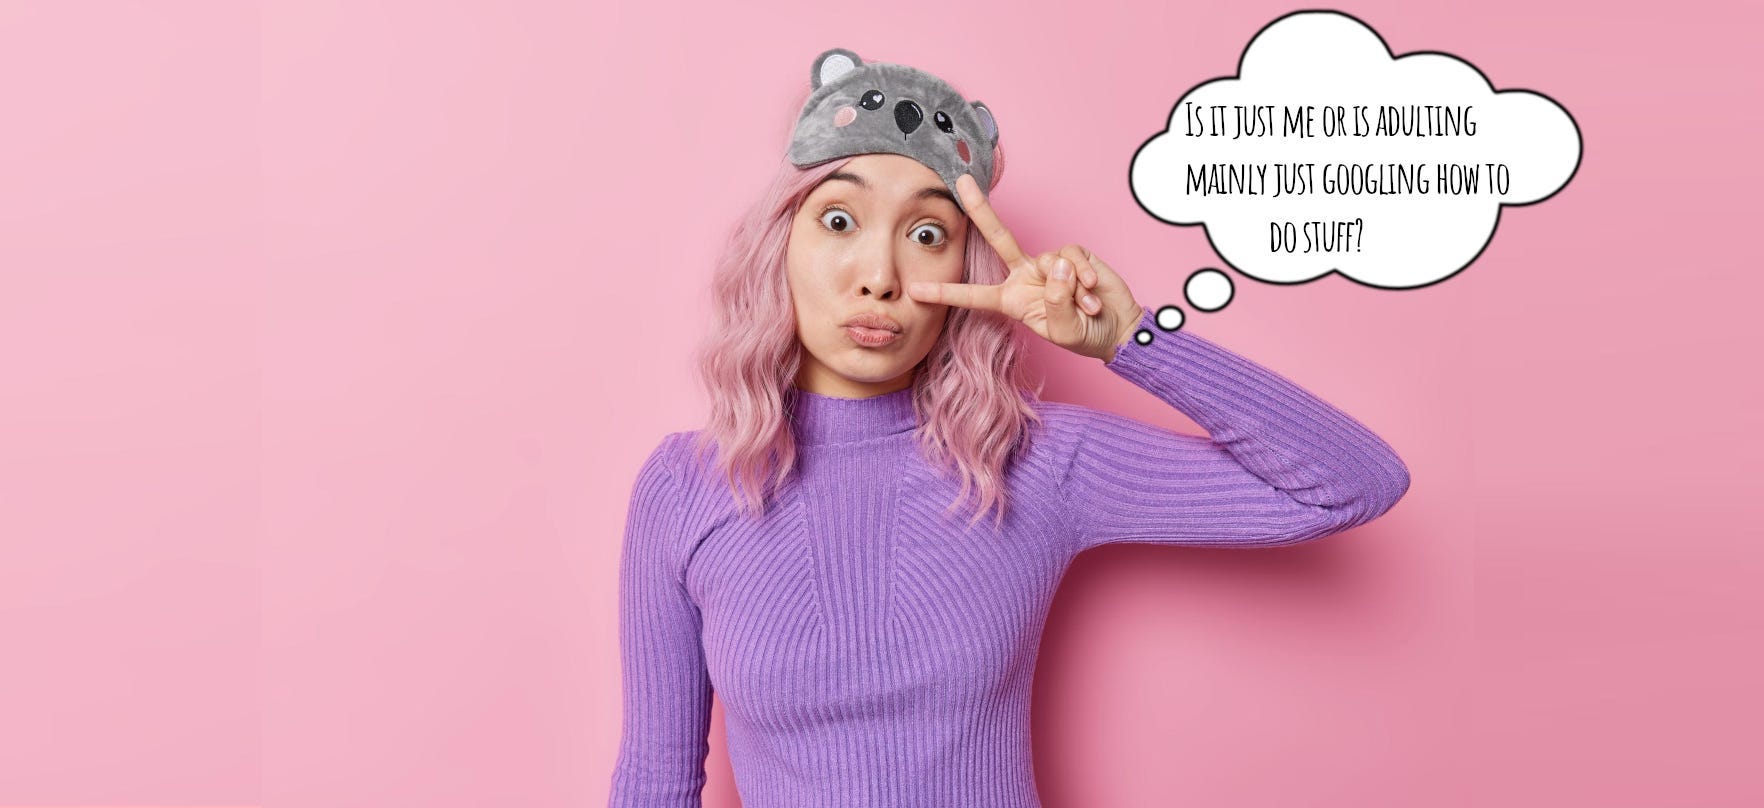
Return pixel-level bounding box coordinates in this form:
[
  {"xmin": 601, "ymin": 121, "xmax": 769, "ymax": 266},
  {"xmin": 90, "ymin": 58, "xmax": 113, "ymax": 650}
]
[
  {"xmin": 810, "ymin": 48, "xmax": 864, "ymax": 90},
  {"xmin": 971, "ymin": 101, "xmax": 999, "ymax": 144}
]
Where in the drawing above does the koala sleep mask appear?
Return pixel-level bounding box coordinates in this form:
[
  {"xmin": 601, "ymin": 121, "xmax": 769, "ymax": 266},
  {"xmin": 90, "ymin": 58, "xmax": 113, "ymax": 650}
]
[{"xmin": 786, "ymin": 47, "xmax": 1000, "ymax": 216}]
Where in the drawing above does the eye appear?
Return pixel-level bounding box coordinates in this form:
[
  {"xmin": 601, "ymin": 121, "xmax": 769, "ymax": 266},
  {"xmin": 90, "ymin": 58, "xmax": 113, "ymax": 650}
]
[
  {"xmin": 818, "ymin": 206, "xmax": 855, "ymax": 233},
  {"xmin": 858, "ymin": 89, "xmax": 884, "ymax": 110},
  {"xmin": 911, "ymin": 222, "xmax": 948, "ymax": 247},
  {"xmin": 934, "ymin": 110, "xmax": 954, "ymax": 133}
]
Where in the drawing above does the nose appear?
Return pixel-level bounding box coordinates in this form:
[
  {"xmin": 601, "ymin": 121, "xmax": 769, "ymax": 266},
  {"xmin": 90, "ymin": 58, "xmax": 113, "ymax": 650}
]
[
  {"xmin": 894, "ymin": 99, "xmax": 923, "ymax": 136},
  {"xmin": 855, "ymin": 236, "xmax": 902, "ymax": 301},
  {"xmin": 858, "ymin": 267, "xmax": 901, "ymax": 300}
]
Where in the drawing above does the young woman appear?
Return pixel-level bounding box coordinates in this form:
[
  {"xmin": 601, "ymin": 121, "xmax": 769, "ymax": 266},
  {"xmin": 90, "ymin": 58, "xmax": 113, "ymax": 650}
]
[{"xmin": 609, "ymin": 48, "xmax": 1410, "ymax": 808}]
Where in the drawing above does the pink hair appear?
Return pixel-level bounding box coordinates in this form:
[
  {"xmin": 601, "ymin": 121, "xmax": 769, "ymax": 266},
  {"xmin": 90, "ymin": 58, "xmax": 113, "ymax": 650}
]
[{"xmin": 688, "ymin": 135, "xmax": 1043, "ymax": 531}]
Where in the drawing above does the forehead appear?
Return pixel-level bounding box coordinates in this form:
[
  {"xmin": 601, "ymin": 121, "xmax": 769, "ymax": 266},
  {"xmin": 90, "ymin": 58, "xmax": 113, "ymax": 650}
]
[{"xmin": 814, "ymin": 154, "xmax": 949, "ymax": 199}]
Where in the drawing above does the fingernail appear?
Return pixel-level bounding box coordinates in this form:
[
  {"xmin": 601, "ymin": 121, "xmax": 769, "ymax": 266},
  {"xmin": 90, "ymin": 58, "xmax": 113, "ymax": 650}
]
[
  {"xmin": 1083, "ymin": 294, "xmax": 1099, "ymax": 311},
  {"xmin": 1052, "ymin": 259, "xmax": 1071, "ymax": 280}
]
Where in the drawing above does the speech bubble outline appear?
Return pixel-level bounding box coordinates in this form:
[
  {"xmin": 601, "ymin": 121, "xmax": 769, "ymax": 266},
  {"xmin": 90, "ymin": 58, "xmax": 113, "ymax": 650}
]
[{"xmin": 1128, "ymin": 8, "xmax": 1584, "ymax": 301}]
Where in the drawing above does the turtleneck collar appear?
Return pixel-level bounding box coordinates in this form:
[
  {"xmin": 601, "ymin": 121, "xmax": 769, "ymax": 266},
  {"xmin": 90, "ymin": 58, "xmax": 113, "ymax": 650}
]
[{"xmin": 789, "ymin": 385, "xmax": 919, "ymax": 445}]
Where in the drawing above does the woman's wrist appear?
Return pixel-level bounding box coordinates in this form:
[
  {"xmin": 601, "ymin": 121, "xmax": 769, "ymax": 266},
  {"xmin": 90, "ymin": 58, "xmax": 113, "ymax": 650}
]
[{"xmin": 1101, "ymin": 303, "xmax": 1143, "ymax": 364}]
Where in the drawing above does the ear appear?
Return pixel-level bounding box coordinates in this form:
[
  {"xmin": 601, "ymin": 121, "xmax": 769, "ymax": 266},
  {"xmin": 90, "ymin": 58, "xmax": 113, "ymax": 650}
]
[
  {"xmin": 971, "ymin": 101, "xmax": 999, "ymax": 145},
  {"xmin": 810, "ymin": 48, "xmax": 864, "ymax": 90}
]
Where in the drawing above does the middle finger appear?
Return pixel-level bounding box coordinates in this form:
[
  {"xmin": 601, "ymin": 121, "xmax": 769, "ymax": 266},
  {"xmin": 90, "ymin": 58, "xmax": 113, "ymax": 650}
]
[{"xmin": 956, "ymin": 173, "xmax": 1033, "ymax": 275}]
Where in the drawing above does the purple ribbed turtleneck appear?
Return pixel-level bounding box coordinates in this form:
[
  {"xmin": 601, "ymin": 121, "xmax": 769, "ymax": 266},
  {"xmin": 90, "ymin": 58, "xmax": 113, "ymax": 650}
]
[
  {"xmin": 610, "ymin": 306, "xmax": 1411, "ymax": 807},
  {"xmin": 789, "ymin": 383, "xmax": 919, "ymax": 445}
]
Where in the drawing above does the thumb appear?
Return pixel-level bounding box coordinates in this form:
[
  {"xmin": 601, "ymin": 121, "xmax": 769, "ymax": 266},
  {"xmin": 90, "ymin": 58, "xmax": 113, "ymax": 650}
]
[{"xmin": 1041, "ymin": 255, "xmax": 1081, "ymax": 344}]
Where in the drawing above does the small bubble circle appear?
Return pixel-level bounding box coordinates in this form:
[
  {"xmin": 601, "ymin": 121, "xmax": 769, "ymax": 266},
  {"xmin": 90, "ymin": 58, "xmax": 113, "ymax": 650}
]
[
  {"xmin": 1184, "ymin": 269, "xmax": 1234, "ymax": 312},
  {"xmin": 1154, "ymin": 305, "xmax": 1185, "ymax": 331}
]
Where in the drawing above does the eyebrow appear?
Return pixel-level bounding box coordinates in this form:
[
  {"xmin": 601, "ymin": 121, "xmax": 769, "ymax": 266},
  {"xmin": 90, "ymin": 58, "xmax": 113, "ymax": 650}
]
[{"xmin": 822, "ymin": 171, "xmax": 960, "ymax": 210}]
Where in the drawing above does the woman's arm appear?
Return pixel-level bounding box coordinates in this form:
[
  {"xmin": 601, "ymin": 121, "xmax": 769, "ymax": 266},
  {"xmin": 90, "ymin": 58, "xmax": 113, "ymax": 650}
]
[
  {"xmin": 1056, "ymin": 306, "xmax": 1411, "ymax": 554},
  {"xmin": 608, "ymin": 434, "xmax": 713, "ymax": 808}
]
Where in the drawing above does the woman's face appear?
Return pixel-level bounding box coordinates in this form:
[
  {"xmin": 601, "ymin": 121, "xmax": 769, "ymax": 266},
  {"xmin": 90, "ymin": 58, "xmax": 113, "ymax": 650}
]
[{"xmin": 786, "ymin": 153, "xmax": 969, "ymax": 398}]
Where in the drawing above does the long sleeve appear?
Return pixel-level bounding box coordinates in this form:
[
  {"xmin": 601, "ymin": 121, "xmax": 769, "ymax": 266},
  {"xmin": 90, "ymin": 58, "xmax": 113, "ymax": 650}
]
[
  {"xmin": 1056, "ymin": 306, "xmax": 1411, "ymax": 554},
  {"xmin": 608, "ymin": 434, "xmax": 714, "ymax": 807}
]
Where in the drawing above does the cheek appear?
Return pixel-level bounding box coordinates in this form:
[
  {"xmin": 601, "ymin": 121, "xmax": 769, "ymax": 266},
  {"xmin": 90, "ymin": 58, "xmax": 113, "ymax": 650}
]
[
  {"xmin": 784, "ymin": 261, "xmax": 837, "ymax": 332},
  {"xmin": 938, "ymin": 248, "xmax": 967, "ymax": 283},
  {"xmin": 908, "ymin": 309, "xmax": 950, "ymax": 355},
  {"xmin": 905, "ymin": 238, "xmax": 966, "ymax": 282},
  {"xmin": 784, "ymin": 231, "xmax": 823, "ymax": 302},
  {"xmin": 944, "ymin": 232, "xmax": 969, "ymax": 279}
]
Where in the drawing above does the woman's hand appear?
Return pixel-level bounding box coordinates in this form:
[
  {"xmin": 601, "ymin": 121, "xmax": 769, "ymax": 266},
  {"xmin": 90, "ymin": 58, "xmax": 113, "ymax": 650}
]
[{"xmin": 908, "ymin": 173, "xmax": 1144, "ymax": 363}]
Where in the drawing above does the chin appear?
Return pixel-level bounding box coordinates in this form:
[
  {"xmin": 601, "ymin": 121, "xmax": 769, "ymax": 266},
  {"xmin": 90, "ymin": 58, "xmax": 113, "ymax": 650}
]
[
  {"xmin": 829, "ymin": 365, "xmax": 903, "ymax": 385},
  {"xmin": 825, "ymin": 354, "xmax": 911, "ymax": 382}
]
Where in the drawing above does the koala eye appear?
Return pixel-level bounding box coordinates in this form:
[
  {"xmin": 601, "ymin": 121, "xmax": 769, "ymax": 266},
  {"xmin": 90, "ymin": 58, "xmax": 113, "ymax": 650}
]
[
  {"xmin": 858, "ymin": 90, "xmax": 884, "ymax": 110},
  {"xmin": 912, "ymin": 223, "xmax": 948, "ymax": 247},
  {"xmin": 934, "ymin": 111, "xmax": 954, "ymax": 133}
]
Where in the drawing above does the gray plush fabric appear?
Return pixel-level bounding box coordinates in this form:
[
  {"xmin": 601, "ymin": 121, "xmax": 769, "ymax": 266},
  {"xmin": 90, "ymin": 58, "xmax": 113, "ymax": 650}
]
[{"xmin": 787, "ymin": 47, "xmax": 999, "ymax": 214}]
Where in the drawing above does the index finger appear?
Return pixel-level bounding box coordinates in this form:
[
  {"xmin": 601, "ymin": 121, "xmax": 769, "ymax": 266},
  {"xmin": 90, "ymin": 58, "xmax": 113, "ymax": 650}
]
[
  {"xmin": 956, "ymin": 173, "xmax": 1032, "ymax": 273},
  {"xmin": 909, "ymin": 279, "xmax": 1004, "ymax": 314}
]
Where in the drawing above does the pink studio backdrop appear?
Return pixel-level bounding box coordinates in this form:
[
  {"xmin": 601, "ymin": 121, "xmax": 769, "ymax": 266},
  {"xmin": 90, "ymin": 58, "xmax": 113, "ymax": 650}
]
[{"xmin": 1, "ymin": 1, "xmax": 1758, "ymax": 806}]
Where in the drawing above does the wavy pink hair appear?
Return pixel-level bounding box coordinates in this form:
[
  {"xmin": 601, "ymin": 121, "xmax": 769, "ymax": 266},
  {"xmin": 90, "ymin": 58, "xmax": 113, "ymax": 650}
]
[{"xmin": 688, "ymin": 136, "xmax": 1046, "ymax": 530}]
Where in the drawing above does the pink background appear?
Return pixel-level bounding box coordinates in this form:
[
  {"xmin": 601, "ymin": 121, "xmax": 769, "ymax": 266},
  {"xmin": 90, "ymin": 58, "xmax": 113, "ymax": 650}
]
[{"xmin": 1, "ymin": 0, "xmax": 1758, "ymax": 806}]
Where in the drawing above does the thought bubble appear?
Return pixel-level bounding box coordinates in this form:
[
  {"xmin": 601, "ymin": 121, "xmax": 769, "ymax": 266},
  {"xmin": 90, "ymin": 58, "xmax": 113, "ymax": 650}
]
[{"xmin": 1129, "ymin": 9, "xmax": 1582, "ymax": 313}]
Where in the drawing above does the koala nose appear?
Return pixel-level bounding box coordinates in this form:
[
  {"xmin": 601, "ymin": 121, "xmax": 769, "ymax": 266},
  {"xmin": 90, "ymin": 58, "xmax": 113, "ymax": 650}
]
[{"xmin": 894, "ymin": 100, "xmax": 923, "ymax": 136}]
